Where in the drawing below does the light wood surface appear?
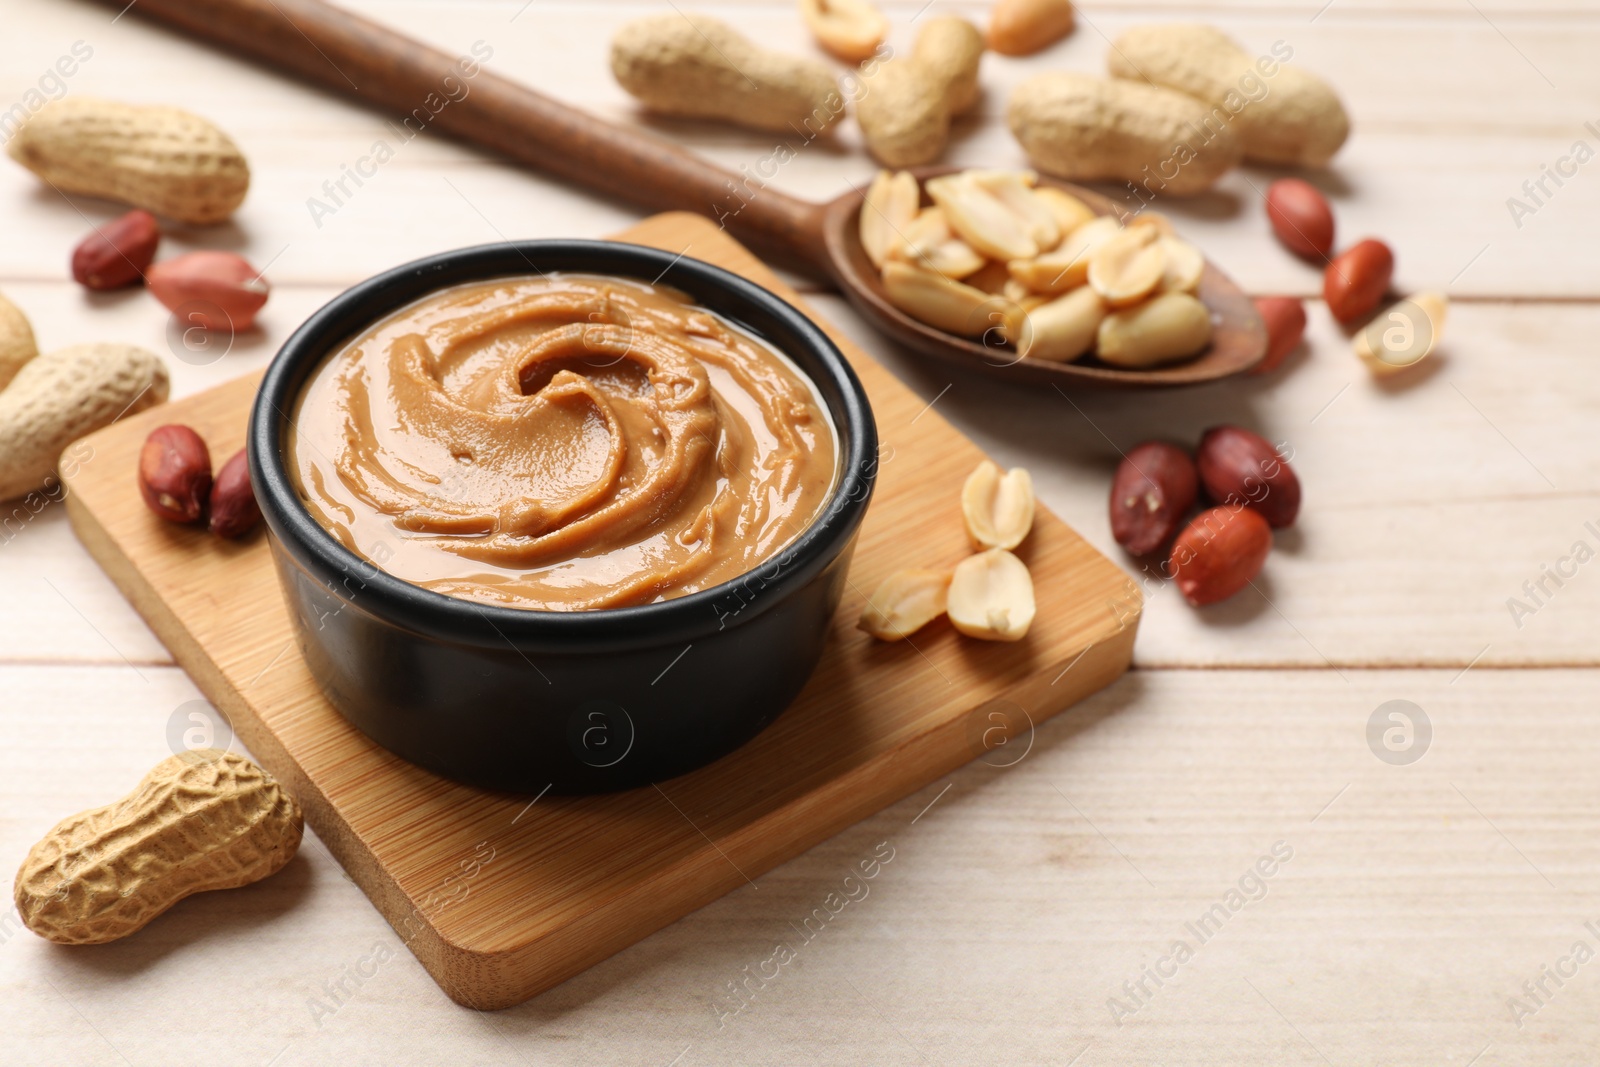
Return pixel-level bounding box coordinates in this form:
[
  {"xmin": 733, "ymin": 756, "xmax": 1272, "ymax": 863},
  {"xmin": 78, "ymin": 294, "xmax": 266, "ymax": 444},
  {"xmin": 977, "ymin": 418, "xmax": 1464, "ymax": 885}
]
[
  {"xmin": 57, "ymin": 212, "xmax": 1139, "ymax": 1010},
  {"xmin": 2, "ymin": 0, "xmax": 1598, "ymax": 1061}
]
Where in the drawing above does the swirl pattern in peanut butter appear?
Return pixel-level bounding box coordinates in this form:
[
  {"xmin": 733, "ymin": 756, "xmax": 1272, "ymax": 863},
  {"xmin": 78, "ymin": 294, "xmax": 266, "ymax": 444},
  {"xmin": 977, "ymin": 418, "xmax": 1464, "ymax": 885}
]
[{"xmin": 289, "ymin": 275, "xmax": 837, "ymax": 610}]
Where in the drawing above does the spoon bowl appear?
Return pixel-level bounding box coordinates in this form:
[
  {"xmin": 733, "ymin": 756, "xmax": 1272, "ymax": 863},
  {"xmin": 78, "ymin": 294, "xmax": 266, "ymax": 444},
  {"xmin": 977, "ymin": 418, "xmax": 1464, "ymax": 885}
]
[{"xmin": 815, "ymin": 168, "xmax": 1267, "ymax": 387}]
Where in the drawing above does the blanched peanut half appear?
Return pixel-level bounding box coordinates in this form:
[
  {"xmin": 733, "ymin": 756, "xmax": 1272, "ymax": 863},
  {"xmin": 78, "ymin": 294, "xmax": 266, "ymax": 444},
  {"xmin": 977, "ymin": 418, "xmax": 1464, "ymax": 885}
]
[
  {"xmin": 965, "ymin": 260, "xmax": 1012, "ymax": 295},
  {"xmin": 889, "ymin": 207, "xmax": 986, "ymax": 279},
  {"xmin": 920, "ymin": 239, "xmax": 987, "ymax": 280},
  {"xmin": 1355, "ymin": 290, "xmax": 1447, "ymax": 375},
  {"xmin": 925, "ymin": 174, "xmax": 1038, "ymax": 261},
  {"xmin": 987, "ymin": 0, "xmax": 1076, "ymax": 58},
  {"xmin": 948, "ymin": 549, "xmax": 1036, "ymax": 641},
  {"xmin": 1033, "ymin": 186, "xmax": 1097, "ymax": 237},
  {"xmin": 967, "ymin": 170, "xmax": 1060, "ymax": 249},
  {"xmin": 962, "ymin": 460, "xmax": 1035, "ymax": 550},
  {"xmin": 858, "ymin": 568, "xmax": 951, "ymax": 640},
  {"xmin": 860, "ymin": 169, "xmax": 920, "ymax": 270},
  {"xmin": 882, "ymin": 261, "xmax": 995, "ymax": 337},
  {"xmin": 1087, "ymin": 226, "xmax": 1164, "ymax": 307},
  {"xmin": 1017, "ymin": 285, "xmax": 1107, "ymax": 362},
  {"xmin": 1157, "ymin": 236, "xmax": 1204, "ymax": 293},
  {"xmin": 1008, "ymin": 215, "xmax": 1119, "ymax": 295},
  {"xmin": 892, "ymin": 206, "xmax": 950, "ymax": 262},
  {"xmin": 800, "ymin": 0, "xmax": 891, "ymax": 64},
  {"xmin": 1126, "ymin": 211, "xmax": 1175, "ymax": 236},
  {"xmin": 1096, "ymin": 291, "xmax": 1213, "ymax": 367},
  {"xmin": 995, "ymin": 290, "xmax": 1048, "ymax": 349}
]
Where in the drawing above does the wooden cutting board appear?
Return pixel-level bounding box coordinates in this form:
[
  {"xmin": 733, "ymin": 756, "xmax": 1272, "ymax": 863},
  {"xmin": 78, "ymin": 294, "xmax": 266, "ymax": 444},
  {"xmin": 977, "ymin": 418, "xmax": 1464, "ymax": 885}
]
[{"xmin": 61, "ymin": 213, "xmax": 1140, "ymax": 1010}]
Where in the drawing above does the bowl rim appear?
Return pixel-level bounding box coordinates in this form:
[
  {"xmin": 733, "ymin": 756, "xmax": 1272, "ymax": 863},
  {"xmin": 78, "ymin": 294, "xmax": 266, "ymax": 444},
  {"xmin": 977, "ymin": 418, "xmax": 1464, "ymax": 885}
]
[{"xmin": 248, "ymin": 239, "xmax": 878, "ymax": 653}]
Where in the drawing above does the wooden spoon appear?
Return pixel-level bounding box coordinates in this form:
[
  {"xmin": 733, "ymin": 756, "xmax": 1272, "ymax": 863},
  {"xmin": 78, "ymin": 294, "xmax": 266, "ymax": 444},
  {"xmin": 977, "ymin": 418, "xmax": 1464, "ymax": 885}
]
[{"xmin": 101, "ymin": 0, "xmax": 1266, "ymax": 387}]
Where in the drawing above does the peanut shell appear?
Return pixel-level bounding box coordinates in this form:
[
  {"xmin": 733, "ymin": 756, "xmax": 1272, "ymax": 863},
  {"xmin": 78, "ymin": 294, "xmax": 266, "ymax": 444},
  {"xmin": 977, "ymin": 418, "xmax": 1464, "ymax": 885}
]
[
  {"xmin": 0, "ymin": 343, "xmax": 169, "ymax": 500},
  {"xmin": 1108, "ymin": 24, "xmax": 1349, "ymax": 167},
  {"xmin": 7, "ymin": 97, "xmax": 249, "ymax": 224},
  {"xmin": 911, "ymin": 17, "xmax": 984, "ymax": 116},
  {"xmin": 1008, "ymin": 72, "xmax": 1241, "ymax": 196},
  {"xmin": 611, "ymin": 14, "xmax": 842, "ymax": 135},
  {"xmin": 0, "ymin": 290, "xmax": 39, "ymax": 394},
  {"xmin": 857, "ymin": 59, "xmax": 951, "ymax": 167},
  {"xmin": 14, "ymin": 750, "xmax": 302, "ymax": 944}
]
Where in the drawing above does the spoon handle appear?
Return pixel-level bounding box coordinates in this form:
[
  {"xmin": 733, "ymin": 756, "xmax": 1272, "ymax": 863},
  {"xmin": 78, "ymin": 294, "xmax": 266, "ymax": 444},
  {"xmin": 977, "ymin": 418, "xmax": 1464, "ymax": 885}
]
[{"xmin": 102, "ymin": 0, "xmax": 832, "ymax": 271}]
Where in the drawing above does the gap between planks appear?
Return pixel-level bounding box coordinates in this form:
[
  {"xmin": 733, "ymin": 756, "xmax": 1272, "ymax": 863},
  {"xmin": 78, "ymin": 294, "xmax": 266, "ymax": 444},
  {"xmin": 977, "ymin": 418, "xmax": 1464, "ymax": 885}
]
[
  {"xmin": 10, "ymin": 657, "xmax": 1597, "ymax": 673},
  {"xmin": 6, "ymin": 273, "xmax": 1600, "ymax": 303},
  {"xmin": 351, "ymin": 1, "xmax": 1600, "ymax": 16}
]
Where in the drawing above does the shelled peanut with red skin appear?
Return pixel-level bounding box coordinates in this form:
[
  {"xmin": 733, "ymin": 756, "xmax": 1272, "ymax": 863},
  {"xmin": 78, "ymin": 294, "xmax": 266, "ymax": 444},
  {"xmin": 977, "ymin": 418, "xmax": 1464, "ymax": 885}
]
[
  {"xmin": 1252, "ymin": 297, "xmax": 1307, "ymax": 374},
  {"xmin": 1109, "ymin": 441, "xmax": 1197, "ymax": 556},
  {"xmin": 209, "ymin": 449, "xmax": 261, "ymax": 538},
  {"xmin": 138, "ymin": 424, "xmax": 212, "ymax": 523},
  {"xmin": 1265, "ymin": 179, "xmax": 1334, "ymax": 260},
  {"xmin": 1112, "ymin": 429, "xmax": 1301, "ymax": 608},
  {"xmin": 1169, "ymin": 506, "xmax": 1272, "ymax": 607},
  {"xmin": 1325, "ymin": 239, "xmax": 1394, "ymax": 324},
  {"xmin": 147, "ymin": 251, "xmax": 270, "ymax": 330},
  {"xmin": 1196, "ymin": 426, "xmax": 1301, "ymax": 528},
  {"xmin": 71, "ymin": 210, "xmax": 160, "ymax": 291}
]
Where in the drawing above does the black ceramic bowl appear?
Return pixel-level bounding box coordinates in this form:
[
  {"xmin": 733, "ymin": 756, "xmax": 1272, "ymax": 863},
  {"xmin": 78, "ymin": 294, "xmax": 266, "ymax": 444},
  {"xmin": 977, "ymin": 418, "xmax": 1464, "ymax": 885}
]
[{"xmin": 248, "ymin": 241, "xmax": 877, "ymax": 794}]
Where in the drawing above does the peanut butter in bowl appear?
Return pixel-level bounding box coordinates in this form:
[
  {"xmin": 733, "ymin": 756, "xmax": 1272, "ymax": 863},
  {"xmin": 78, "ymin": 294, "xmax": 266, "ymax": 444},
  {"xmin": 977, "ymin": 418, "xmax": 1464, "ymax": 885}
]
[{"xmin": 289, "ymin": 273, "xmax": 839, "ymax": 611}]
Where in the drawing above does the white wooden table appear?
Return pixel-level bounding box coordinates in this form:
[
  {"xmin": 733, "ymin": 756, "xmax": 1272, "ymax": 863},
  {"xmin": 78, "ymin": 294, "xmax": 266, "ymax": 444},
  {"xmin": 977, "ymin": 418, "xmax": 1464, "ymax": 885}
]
[{"xmin": 4, "ymin": 1, "xmax": 1598, "ymax": 1063}]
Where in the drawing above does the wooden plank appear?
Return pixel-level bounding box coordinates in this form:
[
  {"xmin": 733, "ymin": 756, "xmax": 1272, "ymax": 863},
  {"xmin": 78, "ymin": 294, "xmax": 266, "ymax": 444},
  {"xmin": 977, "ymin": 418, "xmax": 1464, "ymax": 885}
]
[
  {"xmin": 0, "ymin": 0, "xmax": 1594, "ymax": 1060},
  {"xmin": 5, "ymin": 664, "xmax": 1599, "ymax": 1064},
  {"xmin": 56, "ymin": 212, "xmax": 1138, "ymax": 1009},
  {"xmin": 0, "ymin": 281, "xmax": 342, "ymax": 669},
  {"xmin": 8, "ymin": 0, "xmax": 1592, "ymax": 141},
  {"xmin": 815, "ymin": 294, "xmax": 1600, "ymax": 669},
  {"xmin": 0, "ymin": 281, "xmax": 1595, "ymax": 668},
  {"xmin": 2, "ymin": 1, "xmax": 1598, "ymax": 295},
  {"xmin": 0, "ymin": 130, "xmax": 1587, "ymax": 298},
  {"xmin": 0, "ymin": 0, "xmax": 1594, "ymax": 670}
]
